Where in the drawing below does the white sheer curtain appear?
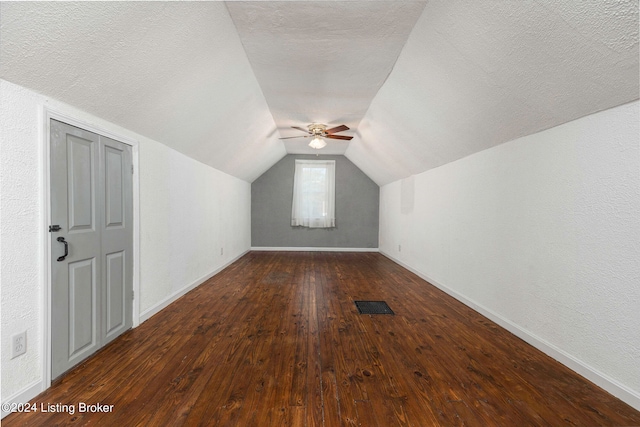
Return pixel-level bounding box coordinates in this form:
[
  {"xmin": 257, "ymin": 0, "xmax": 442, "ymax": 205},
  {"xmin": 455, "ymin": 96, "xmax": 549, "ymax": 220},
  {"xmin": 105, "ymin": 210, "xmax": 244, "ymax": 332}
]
[{"xmin": 291, "ymin": 159, "xmax": 336, "ymax": 228}]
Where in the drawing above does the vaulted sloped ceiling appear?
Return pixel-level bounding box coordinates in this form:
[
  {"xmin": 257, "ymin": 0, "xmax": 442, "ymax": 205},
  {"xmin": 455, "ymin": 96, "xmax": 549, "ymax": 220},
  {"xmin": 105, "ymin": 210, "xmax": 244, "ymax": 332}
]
[
  {"xmin": 347, "ymin": 0, "xmax": 640, "ymax": 184},
  {"xmin": 1, "ymin": 1, "xmax": 638, "ymax": 185},
  {"xmin": 226, "ymin": 1, "xmax": 427, "ymax": 156},
  {"xmin": 0, "ymin": 1, "xmax": 285, "ymax": 182}
]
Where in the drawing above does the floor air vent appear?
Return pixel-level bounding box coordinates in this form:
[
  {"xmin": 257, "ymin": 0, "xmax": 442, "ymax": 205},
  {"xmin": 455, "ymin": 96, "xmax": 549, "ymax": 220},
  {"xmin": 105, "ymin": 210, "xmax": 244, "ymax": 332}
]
[{"xmin": 354, "ymin": 301, "xmax": 394, "ymax": 315}]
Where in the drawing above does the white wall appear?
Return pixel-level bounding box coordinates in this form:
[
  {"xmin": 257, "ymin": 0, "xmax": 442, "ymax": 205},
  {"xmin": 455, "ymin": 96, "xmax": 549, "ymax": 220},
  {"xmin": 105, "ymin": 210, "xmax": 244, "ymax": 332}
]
[
  {"xmin": 139, "ymin": 140, "xmax": 250, "ymax": 318},
  {"xmin": 380, "ymin": 101, "xmax": 640, "ymax": 410},
  {"xmin": 0, "ymin": 79, "xmax": 251, "ymax": 405}
]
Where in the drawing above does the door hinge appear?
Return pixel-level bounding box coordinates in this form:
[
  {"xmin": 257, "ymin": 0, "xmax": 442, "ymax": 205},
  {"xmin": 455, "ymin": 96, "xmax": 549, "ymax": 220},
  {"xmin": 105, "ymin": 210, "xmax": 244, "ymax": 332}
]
[
  {"xmin": 131, "ymin": 165, "xmax": 134, "ymax": 174},
  {"xmin": 49, "ymin": 225, "xmax": 62, "ymax": 232},
  {"xmin": 131, "ymin": 290, "xmax": 135, "ymax": 300}
]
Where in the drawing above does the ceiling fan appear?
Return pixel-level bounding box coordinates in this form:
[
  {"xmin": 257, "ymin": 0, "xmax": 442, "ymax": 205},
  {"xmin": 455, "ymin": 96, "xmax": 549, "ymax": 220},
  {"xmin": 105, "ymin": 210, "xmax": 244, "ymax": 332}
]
[{"xmin": 280, "ymin": 123, "xmax": 353, "ymax": 149}]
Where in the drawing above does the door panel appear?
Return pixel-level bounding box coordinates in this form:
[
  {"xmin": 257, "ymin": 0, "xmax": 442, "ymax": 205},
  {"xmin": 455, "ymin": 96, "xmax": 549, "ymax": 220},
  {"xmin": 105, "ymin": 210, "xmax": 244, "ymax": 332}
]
[
  {"xmin": 67, "ymin": 136, "xmax": 95, "ymax": 231},
  {"xmin": 68, "ymin": 258, "xmax": 97, "ymax": 358},
  {"xmin": 50, "ymin": 119, "xmax": 133, "ymax": 380},
  {"xmin": 105, "ymin": 146, "xmax": 124, "ymax": 228},
  {"xmin": 101, "ymin": 136, "xmax": 133, "ymax": 345},
  {"xmin": 51, "ymin": 120, "xmax": 102, "ymax": 380},
  {"xmin": 105, "ymin": 251, "xmax": 125, "ymax": 336}
]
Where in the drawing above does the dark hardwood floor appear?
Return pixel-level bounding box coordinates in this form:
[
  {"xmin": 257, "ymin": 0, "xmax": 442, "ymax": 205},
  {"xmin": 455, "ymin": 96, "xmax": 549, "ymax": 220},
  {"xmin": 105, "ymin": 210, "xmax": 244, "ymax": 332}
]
[{"xmin": 4, "ymin": 252, "xmax": 640, "ymax": 426}]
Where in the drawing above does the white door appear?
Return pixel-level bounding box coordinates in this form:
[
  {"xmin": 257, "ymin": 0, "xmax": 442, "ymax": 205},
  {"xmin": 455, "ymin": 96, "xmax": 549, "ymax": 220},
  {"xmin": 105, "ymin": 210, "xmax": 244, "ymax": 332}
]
[{"xmin": 50, "ymin": 119, "xmax": 133, "ymax": 380}]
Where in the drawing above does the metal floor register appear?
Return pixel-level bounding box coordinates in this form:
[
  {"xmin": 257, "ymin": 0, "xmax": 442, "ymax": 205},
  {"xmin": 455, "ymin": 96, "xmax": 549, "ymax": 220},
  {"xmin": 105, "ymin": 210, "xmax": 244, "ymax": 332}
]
[{"xmin": 354, "ymin": 300, "xmax": 395, "ymax": 315}]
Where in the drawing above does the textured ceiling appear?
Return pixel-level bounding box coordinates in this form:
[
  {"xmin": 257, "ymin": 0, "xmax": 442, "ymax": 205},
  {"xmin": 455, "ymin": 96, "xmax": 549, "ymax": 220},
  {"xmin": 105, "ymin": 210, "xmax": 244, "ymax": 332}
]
[
  {"xmin": 226, "ymin": 1, "xmax": 426, "ymax": 155},
  {"xmin": 346, "ymin": 0, "xmax": 640, "ymax": 184},
  {"xmin": 1, "ymin": 1, "xmax": 638, "ymax": 185},
  {"xmin": 0, "ymin": 1, "xmax": 285, "ymax": 182}
]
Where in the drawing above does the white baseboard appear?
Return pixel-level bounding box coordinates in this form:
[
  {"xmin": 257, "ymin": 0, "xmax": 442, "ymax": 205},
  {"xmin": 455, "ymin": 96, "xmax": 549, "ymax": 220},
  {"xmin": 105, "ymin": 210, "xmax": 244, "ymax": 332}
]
[
  {"xmin": 380, "ymin": 250, "xmax": 640, "ymax": 412},
  {"xmin": 1, "ymin": 380, "xmax": 44, "ymax": 419},
  {"xmin": 139, "ymin": 250, "xmax": 249, "ymax": 324},
  {"xmin": 251, "ymin": 246, "xmax": 379, "ymax": 252}
]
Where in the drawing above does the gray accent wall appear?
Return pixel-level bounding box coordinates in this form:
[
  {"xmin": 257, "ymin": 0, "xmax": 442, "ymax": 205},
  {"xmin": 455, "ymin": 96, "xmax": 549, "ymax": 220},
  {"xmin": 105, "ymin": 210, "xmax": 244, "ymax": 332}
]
[{"xmin": 252, "ymin": 155, "xmax": 379, "ymax": 248}]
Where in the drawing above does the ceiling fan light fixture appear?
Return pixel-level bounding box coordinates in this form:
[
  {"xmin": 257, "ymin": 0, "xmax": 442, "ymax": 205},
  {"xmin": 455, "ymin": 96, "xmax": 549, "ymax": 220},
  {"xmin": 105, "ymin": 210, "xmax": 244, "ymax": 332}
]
[{"xmin": 309, "ymin": 136, "xmax": 327, "ymax": 149}]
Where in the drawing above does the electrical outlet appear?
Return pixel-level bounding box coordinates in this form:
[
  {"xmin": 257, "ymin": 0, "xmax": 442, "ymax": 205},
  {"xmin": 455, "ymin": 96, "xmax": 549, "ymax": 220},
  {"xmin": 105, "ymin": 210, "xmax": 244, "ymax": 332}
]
[
  {"xmin": 11, "ymin": 331, "xmax": 27, "ymax": 359},
  {"xmin": 220, "ymin": 248, "xmax": 224, "ymax": 256},
  {"xmin": 398, "ymin": 244, "xmax": 402, "ymax": 252}
]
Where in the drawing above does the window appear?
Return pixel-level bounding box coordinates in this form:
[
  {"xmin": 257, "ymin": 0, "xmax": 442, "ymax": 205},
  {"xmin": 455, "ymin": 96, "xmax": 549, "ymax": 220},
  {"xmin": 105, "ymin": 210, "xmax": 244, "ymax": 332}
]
[{"xmin": 291, "ymin": 159, "xmax": 336, "ymax": 228}]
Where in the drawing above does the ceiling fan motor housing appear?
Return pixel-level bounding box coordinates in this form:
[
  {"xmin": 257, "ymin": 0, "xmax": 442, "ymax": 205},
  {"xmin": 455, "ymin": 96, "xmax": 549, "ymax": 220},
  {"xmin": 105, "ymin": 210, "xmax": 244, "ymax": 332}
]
[{"xmin": 308, "ymin": 123, "xmax": 328, "ymax": 136}]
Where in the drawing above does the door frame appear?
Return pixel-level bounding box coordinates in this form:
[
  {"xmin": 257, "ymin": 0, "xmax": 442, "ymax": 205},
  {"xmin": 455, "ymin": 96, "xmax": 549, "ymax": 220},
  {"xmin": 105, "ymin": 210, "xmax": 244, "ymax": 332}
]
[{"xmin": 41, "ymin": 107, "xmax": 141, "ymax": 389}]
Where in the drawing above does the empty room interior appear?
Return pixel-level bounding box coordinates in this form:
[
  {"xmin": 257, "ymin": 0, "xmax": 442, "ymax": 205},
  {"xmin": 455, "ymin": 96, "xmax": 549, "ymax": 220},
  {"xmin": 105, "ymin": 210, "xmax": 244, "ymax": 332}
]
[{"xmin": 1, "ymin": 1, "xmax": 639, "ymax": 425}]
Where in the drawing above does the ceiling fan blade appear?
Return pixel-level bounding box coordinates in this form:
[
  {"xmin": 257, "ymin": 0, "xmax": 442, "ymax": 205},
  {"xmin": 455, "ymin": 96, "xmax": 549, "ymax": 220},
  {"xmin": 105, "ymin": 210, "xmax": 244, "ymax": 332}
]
[
  {"xmin": 291, "ymin": 126, "xmax": 312, "ymax": 134},
  {"xmin": 279, "ymin": 135, "xmax": 312, "ymax": 140},
  {"xmin": 326, "ymin": 134, "xmax": 353, "ymax": 140},
  {"xmin": 325, "ymin": 125, "xmax": 349, "ymax": 134}
]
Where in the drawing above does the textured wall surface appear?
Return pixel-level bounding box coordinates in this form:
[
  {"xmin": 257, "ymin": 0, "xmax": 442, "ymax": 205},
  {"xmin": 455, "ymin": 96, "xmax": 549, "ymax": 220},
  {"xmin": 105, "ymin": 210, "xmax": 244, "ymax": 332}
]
[
  {"xmin": 0, "ymin": 79, "xmax": 251, "ymax": 401},
  {"xmin": 0, "ymin": 80, "xmax": 44, "ymax": 400},
  {"xmin": 379, "ymin": 101, "xmax": 640, "ymax": 407},
  {"xmin": 252, "ymin": 155, "xmax": 379, "ymax": 248}
]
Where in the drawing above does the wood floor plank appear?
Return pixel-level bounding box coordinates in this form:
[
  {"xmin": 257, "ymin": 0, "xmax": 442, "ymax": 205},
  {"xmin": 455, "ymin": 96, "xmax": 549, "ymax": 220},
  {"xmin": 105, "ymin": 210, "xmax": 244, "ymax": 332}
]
[
  {"xmin": 305, "ymin": 269, "xmax": 323, "ymax": 427},
  {"xmin": 4, "ymin": 252, "xmax": 640, "ymax": 426}
]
